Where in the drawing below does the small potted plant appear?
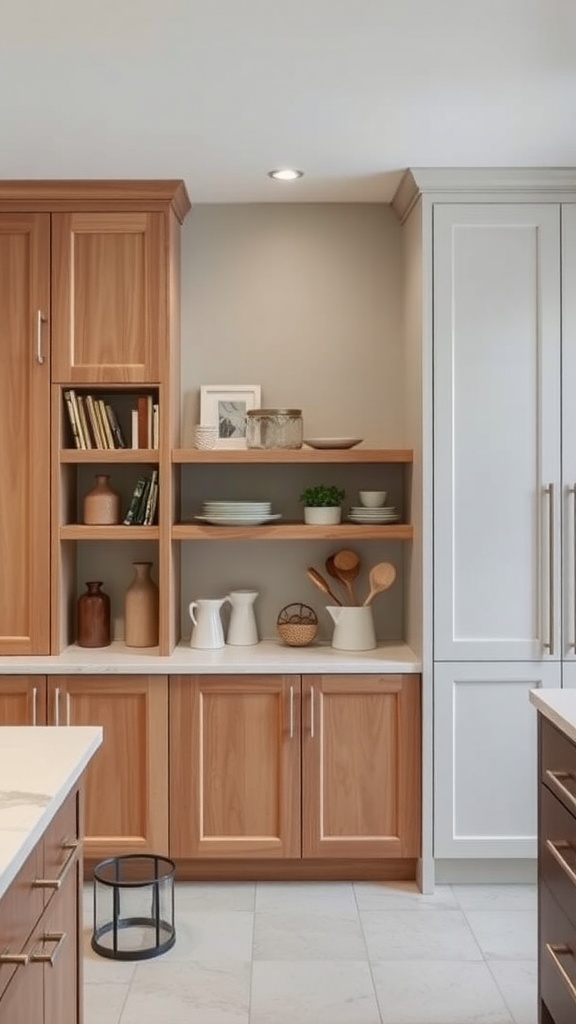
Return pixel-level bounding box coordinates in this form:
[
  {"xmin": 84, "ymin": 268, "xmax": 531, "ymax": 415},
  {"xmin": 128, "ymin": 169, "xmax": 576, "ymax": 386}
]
[{"xmin": 299, "ymin": 484, "xmax": 346, "ymax": 525}]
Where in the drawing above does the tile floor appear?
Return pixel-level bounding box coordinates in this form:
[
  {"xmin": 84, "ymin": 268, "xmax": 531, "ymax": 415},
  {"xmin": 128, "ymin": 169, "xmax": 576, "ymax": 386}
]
[{"xmin": 83, "ymin": 881, "xmax": 538, "ymax": 1024}]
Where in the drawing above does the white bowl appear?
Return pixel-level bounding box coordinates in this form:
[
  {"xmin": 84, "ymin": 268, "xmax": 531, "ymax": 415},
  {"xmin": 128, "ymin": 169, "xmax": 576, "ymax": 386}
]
[{"xmin": 359, "ymin": 490, "xmax": 387, "ymax": 508}]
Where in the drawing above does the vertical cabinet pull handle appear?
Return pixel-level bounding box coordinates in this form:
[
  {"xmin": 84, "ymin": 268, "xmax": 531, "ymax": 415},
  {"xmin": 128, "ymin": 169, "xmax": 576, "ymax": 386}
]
[
  {"xmin": 66, "ymin": 693, "xmax": 71, "ymax": 726},
  {"xmin": 543, "ymin": 484, "xmax": 555, "ymax": 655},
  {"xmin": 54, "ymin": 687, "xmax": 60, "ymax": 726},
  {"xmin": 310, "ymin": 685, "xmax": 315, "ymax": 738},
  {"xmin": 570, "ymin": 484, "xmax": 576, "ymax": 651},
  {"xmin": 31, "ymin": 686, "xmax": 37, "ymax": 727},
  {"xmin": 289, "ymin": 685, "xmax": 294, "ymax": 739},
  {"xmin": 36, "ymin": 310, "xmax": 47, "ymax": 365}
]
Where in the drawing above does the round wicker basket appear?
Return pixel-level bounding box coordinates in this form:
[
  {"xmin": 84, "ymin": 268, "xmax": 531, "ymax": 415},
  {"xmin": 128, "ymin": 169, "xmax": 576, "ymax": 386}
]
[{"xmin": 276, "ymin": 603, "xmax": 318, "ymax": 647}]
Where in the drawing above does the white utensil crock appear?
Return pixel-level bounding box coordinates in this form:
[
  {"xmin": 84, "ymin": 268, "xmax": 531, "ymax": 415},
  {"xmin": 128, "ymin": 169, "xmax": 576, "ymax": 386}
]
[
  {"xmin": 326, "ymin": 605, "xmax": 376, "ymax": 651},
  {"xmin": 189, "ymin": 597, "xmax": 230, "ymax": 649}
]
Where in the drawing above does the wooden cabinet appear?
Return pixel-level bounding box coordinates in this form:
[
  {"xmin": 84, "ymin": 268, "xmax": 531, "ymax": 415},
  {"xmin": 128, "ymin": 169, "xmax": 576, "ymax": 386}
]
[
  {"xmin": 170, "ymin": 673, "xmax": 420, "ymax": 868},
  {"xmin": 0, "ymin": 790, "xmax": 81, "ymax": 1024},
  {"xmin": 0, "ymin": 214, "xmax": 51, "ymax": 655},
  {"xmin": 538, "ymin": 715, "xmax": 576, "ymax": 1024},
  {"xmin": 0, "ymin": 676, "xmax": 46, "ymax": 726},
  {"xmin": 50, "ymin": 675, "xmax": 169, "ymax": 860}
]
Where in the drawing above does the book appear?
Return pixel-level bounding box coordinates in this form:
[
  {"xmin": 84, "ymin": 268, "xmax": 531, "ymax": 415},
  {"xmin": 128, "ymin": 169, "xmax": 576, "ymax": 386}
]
[
  {"xmin": 143, "ymin": 470, "xmax": 158, "ymax": 525},
  {"xmin": 123, "ymin": 476, "xmax": 148, "ymax": 525},
  {"xmin": 134, "ymin": 476, "xmax": 152, "ymax": 524},
  {"xmin": 138, "ymin": 395, "xmax": 149, "ymax": 448},
  {"xmin": 105, "ymin": 404, "xmax": 126, "ymax": 448},
  {"xmin": 69, "ymin": 389, "xmax": 87, "ymax": 449},
  {"xmin": 76, "ymin": 395, "xmax": 94, "ymax": 449},
  {"xmin": 85, "ymin": 394, "xmax": 105, "ymax": 448},
  {"xmin": 97, "ymin": 399, "xmax": 115, "ymax": 449},
  {"xmin": 63, "ymin": 390, "xmax": 82, "ymax": 449},
  {"xmin": 152, "ymin": 402, "xmax": 159, "ymax": 449},
  {"xmin": 131, "ymin": 408, "xmax": 139, "ymax": 449}
]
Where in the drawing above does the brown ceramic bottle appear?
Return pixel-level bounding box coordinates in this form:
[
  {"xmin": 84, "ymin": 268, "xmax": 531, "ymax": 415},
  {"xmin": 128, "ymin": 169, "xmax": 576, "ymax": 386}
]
[
  {"xmin": 83, "ymin": 474, "xmax": 121, "ymax": 525},
  {"xmin": 77, "ymin": 581, "xmax": 111, "ymax": 647},
  {"xmin": 124, "ymin": 562, "xmax": 159, "ymax": 648}
]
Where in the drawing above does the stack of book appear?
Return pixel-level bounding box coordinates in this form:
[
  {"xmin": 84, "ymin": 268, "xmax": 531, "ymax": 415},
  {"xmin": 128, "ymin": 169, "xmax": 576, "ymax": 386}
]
[
  {"xmin": 64, "ymin": 390, "xmax": 127, "ymax": 450},
  {"xmin": 130, "ymin": 395, "xmax": 159, "ymax": 449},
  {"xmin": 123, "ymin": 471, "xmax": 159, "ymax": 526}
]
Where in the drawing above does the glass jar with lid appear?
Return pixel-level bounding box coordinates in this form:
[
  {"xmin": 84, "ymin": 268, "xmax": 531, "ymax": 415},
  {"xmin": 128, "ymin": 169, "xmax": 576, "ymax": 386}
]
[{"xmin": 246, "ymin": 409, "xmax": 303, "ymax": 449}]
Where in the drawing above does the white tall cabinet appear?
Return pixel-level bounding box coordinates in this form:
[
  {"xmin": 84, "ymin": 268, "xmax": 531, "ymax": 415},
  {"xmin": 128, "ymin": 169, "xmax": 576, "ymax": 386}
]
[{"xmin": 394, "ymin": 171, "xmax": 576, "ymax": 881}]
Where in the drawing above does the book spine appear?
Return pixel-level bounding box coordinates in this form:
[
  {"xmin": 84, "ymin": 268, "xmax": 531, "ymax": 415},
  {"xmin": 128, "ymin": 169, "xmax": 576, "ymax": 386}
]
[
  {"xmin": 152, "ymin": 402, "xmax": 159, "ymax": 449},
  {"xmin": 134, "ymin": 476, "xmax": 151, "ymax": 524},
  {"xmin": 98, "ymin": 399, "xmax": 115, "ymax": 449},
  {"xmin": 131, "ymin": 408, "xmax": 139, "ymax": 449},
  {"xmin": 85, "ymin": 394, "xmax": 104, "ymax": 448},
  {"xmin": 76, "ymin": 395, "xmax": 93, "ymax": 449},
  {"xmin": 69, "ymin": 389, "xmax": 87, "ymax": 449},
  {"xmin": 63, "ymin": 390, "xmax": 82, "ymax": 449},
  {"xmin": 123, "ymin": 477, "xmax": 147, "ymax": 525},
  {"xmin": 138, "ymin": 395, "xmax": 149, "ymax": 448},
  {"xmin": 143, "ymin": 470, "xmax": 158, "ymax": 525},
  {"xmin": 105, "ymin": 404, "xmax": 126, "ymax": 449}
]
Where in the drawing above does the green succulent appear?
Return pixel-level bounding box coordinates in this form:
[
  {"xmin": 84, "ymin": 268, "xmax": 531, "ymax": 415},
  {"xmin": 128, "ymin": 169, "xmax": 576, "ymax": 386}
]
[{"xmin": 299, "ymin": 484, "xmax": 345, "ymax": 507}]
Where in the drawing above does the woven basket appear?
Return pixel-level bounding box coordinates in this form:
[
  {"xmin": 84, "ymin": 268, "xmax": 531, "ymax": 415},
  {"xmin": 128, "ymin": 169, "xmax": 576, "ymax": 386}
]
[{"xmin": 277, "ymin": 621, "xmax": 318, "ymax": 647}]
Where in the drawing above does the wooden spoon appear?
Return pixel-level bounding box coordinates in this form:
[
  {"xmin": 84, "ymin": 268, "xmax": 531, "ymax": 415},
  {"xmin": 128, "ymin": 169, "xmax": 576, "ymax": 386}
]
[
  {"xmin": 306, "ymin": 566, "xmax": 342, "ymax": 605},
  {"xmin": 333, "ymin": 549, "xmax": 360, "ymax": 605},
  {"xmin": 325, "ymin": 555, "xmax": 349, "ymax": 604},
  {"xmin": 363, "ymin": 562, "xmax": 396, "ymax": 606}
]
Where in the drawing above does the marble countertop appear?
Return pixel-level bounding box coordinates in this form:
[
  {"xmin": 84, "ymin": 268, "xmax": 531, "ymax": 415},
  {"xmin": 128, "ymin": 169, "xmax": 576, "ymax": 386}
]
[
  {"xmin": 0, "ymin": 640, "xmax": 422, "ymax": 675},
  {"xmin": 530, "ymin": 689, "xmax": 576, "ymax": 745},
  {"xmin": 0, "ymin": 726, "xmax": 102, "ymax": 900}
]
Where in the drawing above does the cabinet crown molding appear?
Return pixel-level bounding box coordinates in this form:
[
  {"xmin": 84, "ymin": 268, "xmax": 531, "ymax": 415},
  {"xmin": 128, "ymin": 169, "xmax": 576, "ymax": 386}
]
[
  {"xmin": 0, "ymin": 179, "xmax": 191, "ymax": 221},
  {"xmin": 392, "ymin": 166, "xmax": 576, "ymax": 222}
]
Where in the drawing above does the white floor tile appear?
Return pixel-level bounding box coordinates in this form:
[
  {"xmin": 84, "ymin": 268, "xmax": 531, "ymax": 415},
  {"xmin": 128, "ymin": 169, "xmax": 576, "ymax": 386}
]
[
  {"xmin": 83, "ymin": 982, "xmax": 129, "ymax": 1024},
  {"xmin": 256, "ymin": 880, "xmax": 357, "ymax": 914},
  {"xmin": 253, "ymin": 911, "xmax": 366, "ymax": 960},
  {"xmin": 465, "ymin": 911, "xmax": 538, "ymax": 961},
  {"xmin": 371, "ymin": 960, "xmax": 514, "ymax": 1024},
  {"xmin": 82, "ymin": 929, "xmax": 137, "ymax": 984},
  {"xmin": 354, "ymin": 881, "xmax": 458, "ymax": 911},
  {"xmin": 361, "ymin": 909, "xmax": 484, "ymax": 961},
  {"xmin": 250, "ymin": 960, "xmax": 381, "ymax": 1024},
  {"xmin": 487, "ymin": 960, "xmax": 539, "ymax": 1024},
  {"xmin": 454, "ymin": 885, "xmax": 537, "ymax": 913},
  {"xmin": 176, "ymin": 881, "xmax": 256, "ymax": 912},
  {"xmin": 119, "ymin": 961, "xmax": 251, "ymax": 1024},
  {"xmin": 160, "ymin": 909, "xmax": 254, "ymax": 960}
]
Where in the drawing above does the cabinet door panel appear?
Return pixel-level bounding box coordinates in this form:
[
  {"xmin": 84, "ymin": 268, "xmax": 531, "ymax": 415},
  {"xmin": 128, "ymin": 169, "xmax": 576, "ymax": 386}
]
[
  {"xmin": 434, "ymin": 661, "xmax": 561, "ymax": 858},
  {"xmin": 302, "ymin": 674, "xmax": 421, "ymax": 859},
  {"xmin": 51, "ymin": 212, "xmax": 164, "ymax": 383},
  {"xmin": 49, "ymin": 676, "xmax": 168, "ymax": 858},
  {"xmin": 561, "ymin": 205, "xmax": 576, "ymax": 660},
  {"xmin": 170, "ymin": 675, "xmax": 300, "ymax": 859},
  {"xmin": 434, "ymin": 204, "xmax": 561, "ymax": 660},
  {"xmin": 0, "ymin": 677, "xmax": 46, "ymax": 726},
  {"xmin": 0, "ymin": 214, "xmax": 51, "ymax": 654}
]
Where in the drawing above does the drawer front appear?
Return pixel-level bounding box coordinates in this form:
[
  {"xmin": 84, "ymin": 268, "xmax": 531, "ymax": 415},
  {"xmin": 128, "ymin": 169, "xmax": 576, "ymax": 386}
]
[
  {"xmin": 540, "ymin": 882, "xmax": 576, "ymax": 1024},
  {"xmin": 42, "ymin": 790, "xmax": 80, "ymax": 906},
  {"xmin": 541, "ymin": 786, "xmax": 576, "ymax": 928},
  {"xmin": 542, "ymin": 718, "xmax": 576, "ymax": 818},
  {"xmin": 0, "ymin": 842, "xmax": 44, "ymax": 1001}
]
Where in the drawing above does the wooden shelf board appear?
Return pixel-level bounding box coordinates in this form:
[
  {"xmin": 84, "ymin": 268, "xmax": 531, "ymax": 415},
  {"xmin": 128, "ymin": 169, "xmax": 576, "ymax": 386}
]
[
  {"xmin": 172, "ymin": 523, "xmax": 413, "ymax": 541},
  {"xmin": 60, "ymin": 525, "xmax": 160, "ymax": 540},
  {"xmin": 172, "ymin": 447, "xmax": 413, "ymax": 464},
  {"xmin": 60, "ymin": 449, "xmax": 160, "ymax": 464}
]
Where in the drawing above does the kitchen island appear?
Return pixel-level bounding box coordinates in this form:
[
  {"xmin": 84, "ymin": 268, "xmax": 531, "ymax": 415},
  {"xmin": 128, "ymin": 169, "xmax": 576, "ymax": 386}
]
[
  {"xmin": 0, "ymin": 726, "xmax": 102, "ymax": 1023},
  {"xmin": 530, "ymin": 690, "xmax": 576, "ymax": 1024}
]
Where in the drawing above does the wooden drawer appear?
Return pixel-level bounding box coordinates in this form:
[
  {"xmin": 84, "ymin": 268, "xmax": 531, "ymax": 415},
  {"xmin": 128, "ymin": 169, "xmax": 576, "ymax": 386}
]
[
  {"xmin": 540, "ymin": 882, "xmax": 576, "ymax": 1024},
  {"xmin": 42, "ymin": 791, "xmax": 80, "ymax": 905},
  {"xmin": 541, "ymin": 785, "xmax": 576, "ymax": 929},
  {"xmin": 542, "ymin": 718, "xmax": 576, "ymax": 819},
  {"xmin": 0, "ymin": 842, "xmax": 44, "ymax": 1001}
]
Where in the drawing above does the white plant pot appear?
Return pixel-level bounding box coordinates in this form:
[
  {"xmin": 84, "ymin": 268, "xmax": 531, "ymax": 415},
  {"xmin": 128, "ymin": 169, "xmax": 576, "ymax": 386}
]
[{"xmin": 303, "ymin": 506, "xmax": 342, "ymax": 525}]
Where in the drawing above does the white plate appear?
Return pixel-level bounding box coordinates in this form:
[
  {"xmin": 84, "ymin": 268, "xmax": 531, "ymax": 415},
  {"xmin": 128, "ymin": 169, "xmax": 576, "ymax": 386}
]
[
  {"xmin": 195, "ymin": 513, "xmax": 282, "ymax": 527},
  {"xmin": 303, "ymin": 437, "xmax": 363, "ymax": 450},
  {"xmin": 348, "ymin": 515, "xmax": 400, "ymax": 524},
  {"xmin": 203, "ymin": 503, "xmax": 272, "ymax": 510},
  {"xmin": 349, "ymin": 506, "xmax": 396, "ymax": 514}
]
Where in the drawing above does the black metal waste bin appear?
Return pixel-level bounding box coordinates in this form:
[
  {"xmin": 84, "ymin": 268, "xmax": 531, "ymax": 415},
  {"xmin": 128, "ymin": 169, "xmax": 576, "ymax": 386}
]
[{"xmin": 92, "ymin": 854, "xmax": 176, "ymax": 960}]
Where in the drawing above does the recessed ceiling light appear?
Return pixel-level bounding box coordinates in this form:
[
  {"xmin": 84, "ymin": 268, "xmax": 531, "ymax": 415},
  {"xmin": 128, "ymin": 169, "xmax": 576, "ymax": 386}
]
[{"xmin": 267, "ymin": 168, "xmax": 304, "ymax": 181}]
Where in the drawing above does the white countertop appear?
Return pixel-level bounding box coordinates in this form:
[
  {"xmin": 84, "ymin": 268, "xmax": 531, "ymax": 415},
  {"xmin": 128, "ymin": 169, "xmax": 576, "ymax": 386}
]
[
  {"xmin": 0, "ymin": 726, "xmax": 102, "ymax": 900},
  {"xmin": 0, "ymin": 640, "xmax": 422, "ymax": 675},
  {"xmin": 530, "ymin": 689, "xmax": 576, "ymax": 745}
]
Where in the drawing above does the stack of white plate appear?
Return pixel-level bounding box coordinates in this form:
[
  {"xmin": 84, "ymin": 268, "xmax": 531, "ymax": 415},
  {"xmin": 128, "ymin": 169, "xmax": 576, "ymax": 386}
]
[
  {"xmin": 195, "ymin": 501, "xmax": 281, "ymax": 527},
  {"xmin": 347, "ymin": 506, "xmax": 400, "ymax": 524}
]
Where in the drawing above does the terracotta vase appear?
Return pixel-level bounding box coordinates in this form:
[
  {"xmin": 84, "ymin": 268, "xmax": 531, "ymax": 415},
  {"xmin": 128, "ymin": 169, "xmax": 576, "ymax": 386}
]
[
  {"xmin": 83, "ymin": 474, "xmax": 121, "ymax": 525},
  {"xmin": 124, "ymin": 562, "xmax": 159, "ymax": 648},
  {"xmin": 77, "ymin": 582, "xmax": 111, "ymax": 648}
]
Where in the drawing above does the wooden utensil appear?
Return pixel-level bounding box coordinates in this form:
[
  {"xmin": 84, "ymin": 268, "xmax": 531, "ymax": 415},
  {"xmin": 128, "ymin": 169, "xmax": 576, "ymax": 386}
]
[
  {"xmin": 306, "ymin": 566, "xmax": 342, "ymax": 605},
  {"xmin": 333, "ymin": 549, "xmax": 360, "ymax": 605},
  {"xmin": 325, "ymin": 555, "xmax": 349, "ymax": 604},
  {"xmin": 363, "ymin": 562, "xmax": 396, "ymax": 606}
]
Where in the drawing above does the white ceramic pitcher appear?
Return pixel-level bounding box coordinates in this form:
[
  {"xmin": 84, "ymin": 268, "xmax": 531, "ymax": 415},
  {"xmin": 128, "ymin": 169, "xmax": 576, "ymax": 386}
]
[
  {"xmin": 189, "ymin": 597, "xmax": 230, "ymax": 649},
  {"xmin": 325, "ymin": 605, "xmax": 376, "ymax": 651},
  {"xmin": 226, "ymin": 589, "xmax": 259, "ymax": 646}
]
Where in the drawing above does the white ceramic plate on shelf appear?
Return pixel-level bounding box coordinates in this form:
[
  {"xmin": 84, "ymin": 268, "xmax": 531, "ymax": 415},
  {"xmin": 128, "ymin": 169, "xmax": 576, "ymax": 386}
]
[
  {"xmin": 195, "ymin": 513, "xmax": 282, "ymax": 527},
  {"xmin": 303, "ymin": 437, "xmax": 363, "ymax": 450}
]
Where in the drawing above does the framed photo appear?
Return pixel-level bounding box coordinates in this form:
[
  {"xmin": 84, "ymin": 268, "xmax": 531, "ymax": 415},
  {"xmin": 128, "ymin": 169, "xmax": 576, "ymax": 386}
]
[{"xmin": 200, "ymin": 385, "xmax": 262, "ymax": 448}]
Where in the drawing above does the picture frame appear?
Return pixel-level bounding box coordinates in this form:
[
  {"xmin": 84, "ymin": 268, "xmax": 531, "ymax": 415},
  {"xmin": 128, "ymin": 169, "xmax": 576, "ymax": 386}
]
[{"xmin": 199, "ymin": 385, "xmax": 262, "ymax": 448}]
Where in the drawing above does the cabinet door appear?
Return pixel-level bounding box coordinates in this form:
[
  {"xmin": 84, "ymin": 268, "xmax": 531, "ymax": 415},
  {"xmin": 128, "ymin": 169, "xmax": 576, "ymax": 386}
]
[
  {"xmin": 434, "ymin": 661, "xmax": 561, "ymax": 858},
  {"xmin": 0, "ymin": 677, "xmax": 46, "ymax": 726},
  {"xmin": 302, "ymin": 674, "xmax": 421, "ymax": 859},
  {"xmin": 49, "ymin": 675, "xmax": 168, "ymax": 858},
  {"xmin": 561, "ymin": 205, "xmax": 576, "ymax": 661},
  {"xmin": 0, "ymin": 214, "xmax": 51, "ymax": 654},
  {"xmin": 433, "ymin": 204, "xmax": 562, "ymax": 661},
  {"xmin": 170, "ymin": 675, "xmax": 301, "ymax": 859},
  {"xmin": 51, "ymin": 212, "xmax": 165, "ymax": 383},
  {"xmin": 38, "ymin": 858, "xmax": 80, "ymax": 1024}
]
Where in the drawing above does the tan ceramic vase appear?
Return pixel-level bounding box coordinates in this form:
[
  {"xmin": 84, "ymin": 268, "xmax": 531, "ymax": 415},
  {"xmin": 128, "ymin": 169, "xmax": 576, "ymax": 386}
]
[
  {"xmin": 124, "ymin": 562, "xmax": 159, "ymax": 648},
  {"xmin": 77, "ymin": 581, "xmax": 111, "ymax": 648},
  {"xmin": 83, "ymin": 474, "xmax": 121, "ymax": 525}
]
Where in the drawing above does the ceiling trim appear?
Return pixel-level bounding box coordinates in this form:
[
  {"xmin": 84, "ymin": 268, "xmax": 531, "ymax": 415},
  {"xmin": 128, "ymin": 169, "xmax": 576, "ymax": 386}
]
[{"xmin": 0, "ymin": 180, "xmax": 192, "ymax": 221}]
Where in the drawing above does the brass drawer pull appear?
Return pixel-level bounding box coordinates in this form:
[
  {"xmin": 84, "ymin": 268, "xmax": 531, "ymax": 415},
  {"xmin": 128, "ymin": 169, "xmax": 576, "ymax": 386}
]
[
  {"xmin": 30, "ymin": 932, "xmax": 66, "ymax": 967},
  {"xmin": 33, "ymin": 839, "xmax": 80, "ymax": 890},
  {"xmin": 545, "ymin": 770, "xmax": 576, "ymax": 814},
  {"xmin": 0, "ymin": 947, "xmax": 28, "ymax": 966},
  {"xmin": 546, "ymin": 839, "xmax": 576, "ymax": 886},
  {"xmin": 546, "ymin": 943, "xmax": 576, "ymax": 1001}
]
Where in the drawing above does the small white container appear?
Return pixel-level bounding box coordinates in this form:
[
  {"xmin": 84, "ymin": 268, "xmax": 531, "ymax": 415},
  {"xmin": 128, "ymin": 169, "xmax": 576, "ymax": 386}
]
[
  {"xmin": 359, "ymin": 490, "xmax": 387, "ymax": 508},
  {"xmin": 303, "ymin": 506, "xmax": 342, "ymax": 525}
]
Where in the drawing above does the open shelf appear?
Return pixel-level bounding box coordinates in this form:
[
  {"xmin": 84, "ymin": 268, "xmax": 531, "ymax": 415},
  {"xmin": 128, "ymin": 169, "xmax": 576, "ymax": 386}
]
[
  {"xmin": 60, "ymin": 525, "xmax": 160, "ymax": 540},
  {"xmin": 173, "ymin": 522, "xmax": 413, "ymax": 541},
  {"xmin": 60, "ymin": 449, "xmax": 160, "ymax": 464},
  {"xmin": 173, "ymin": 447, "xmax": 413, "ymax": 464}
]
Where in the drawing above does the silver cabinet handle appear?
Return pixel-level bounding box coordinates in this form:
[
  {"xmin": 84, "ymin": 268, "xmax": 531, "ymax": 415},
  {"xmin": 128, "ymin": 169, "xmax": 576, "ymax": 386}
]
[
  {"xmin": 66, "ymin": 692, "xmax": 71, "ymax": 726},
  {"xmin": 310, "ymin": 685, "xmax": 315, "ymax": 738},
  {"xmin": 33, "ymin": 839, "xmax": 80, "ymax": 890},
  {"xmin": 546, "ymin": 839, "xmax": 576, "ymax": 887},
  {"xmin": 543, "ymin": 484, "xmax": 555, "ymax": 655},
  {"xmin": 289, "ymin": 685, "xmax": 294, "ymax": 739},
  {"xmin": 546, "ymin": 944, "xmax": 576, "ymax": 1002},
  {"xmin": 31, "ymin": 686, "xmax": 37, "ymax": 727},
  {"xmin": 545, "ymin": 769, "xmax": 576, "ymax": 814},
  {"xmin": 54, "ymin": 686, "xmax": 60, "ymax": 726},
  {"xmin": 30, "ymin": 933, "xmax": 66, "ymax": 966},
  {"xmin": 36, "ymin": 310, "xmax": 47, "ymax": 365},
  {"xmin": 570, "ymin": 484, "xmax": 576, "ymax": 650}
]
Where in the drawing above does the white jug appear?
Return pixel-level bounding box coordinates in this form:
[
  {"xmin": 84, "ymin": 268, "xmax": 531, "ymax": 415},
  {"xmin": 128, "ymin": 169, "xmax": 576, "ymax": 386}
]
[
  {"xmin": 226, "ymin": 589, "xmax": 259, "ymax": 646},
  {"xmin": 189, "ymin": 597, "xmax": 230, "ymax": 649},
  {"xmin": 326, "ymin": 605, "xmax": 376, "ymax": 651}
]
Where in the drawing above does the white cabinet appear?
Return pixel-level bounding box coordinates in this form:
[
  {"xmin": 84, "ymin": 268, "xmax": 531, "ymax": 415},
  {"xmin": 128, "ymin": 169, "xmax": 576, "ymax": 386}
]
[
  {"xmin": 434, "ymin": 662, "xmax": 560, "ymax": 858},
  {"xmin": 561, "ymin": 205, "xmax": 576, "ymax": 663}
]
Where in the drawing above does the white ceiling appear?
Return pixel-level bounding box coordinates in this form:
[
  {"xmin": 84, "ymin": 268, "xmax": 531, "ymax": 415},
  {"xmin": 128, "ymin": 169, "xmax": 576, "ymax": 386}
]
[{"xmin": 2, "ymin": 0, "xmax": 575, "ymax": 203}]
